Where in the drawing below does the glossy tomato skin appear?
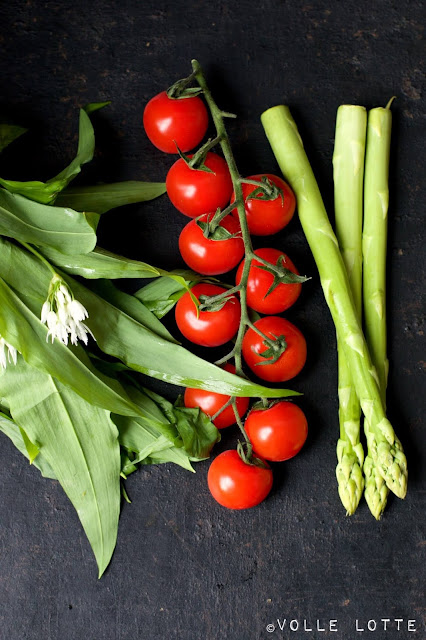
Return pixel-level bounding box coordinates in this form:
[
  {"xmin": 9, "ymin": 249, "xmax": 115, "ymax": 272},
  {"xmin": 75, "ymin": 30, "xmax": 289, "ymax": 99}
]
[
  {"xmin": 236, "ymin": 247, "xmax": 302, "ymax": 314},
  {"xmin": 175, "ymin": 283, "xmax": 241, "ymax": 347},
  {"xmin": 184, "ymin": 365, "xmax": 249, "ymax": 429},
  {"xmin": 179, "ymin": 213, "xmax": 244, "ymax": 275},
  {"xmin": 242, "ymin": 316, "xmax": 307, "ymax": 382},
  {"xmin": 143, "ymin": 91, "xmax": 208, "ymax": 153},
  {"xmin": 166, "ymin": 152, "xmax": 233, "ymax": 218},
  {"xmin": 231, "ymin": 173, "xmax": 296, "ymax": 235},
  {"xmin": 207, "ymin": 450, "xmax": 273, "ymax": 509},
  {"xmin": 245, "ymin": 401, "xmax": 308, "ymax": 462}
]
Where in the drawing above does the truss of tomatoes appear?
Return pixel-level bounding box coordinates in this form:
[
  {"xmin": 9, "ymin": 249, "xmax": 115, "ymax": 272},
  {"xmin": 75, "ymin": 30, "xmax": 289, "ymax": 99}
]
[{"xmin": 144, "ymin": 86, "xmax": 309, "ymax": 511}]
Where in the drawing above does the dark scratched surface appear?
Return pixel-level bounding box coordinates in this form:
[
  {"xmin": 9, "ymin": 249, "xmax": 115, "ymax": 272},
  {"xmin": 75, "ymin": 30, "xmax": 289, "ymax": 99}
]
[{"xmin": 0, "ymin": 1, "xmax": 424, "ymax": 639}]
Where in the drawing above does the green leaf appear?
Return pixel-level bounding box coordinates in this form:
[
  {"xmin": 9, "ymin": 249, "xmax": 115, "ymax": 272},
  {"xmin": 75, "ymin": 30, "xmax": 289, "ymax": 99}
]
[
  {"xmin": 40, "ymin": 245, "xmax": 161, "ymax": 279},
  {"xmin": 117, "ymin": 418, "xmax": 174, "ymax": 463},
  {"xmin": 0, "ymin": 410, "xmax": 56, "ymax": 479},
  {"xmin": 135, "ymin": 275, "xmax": 197, "ymax": 318},
  {"xmin": 55, "ymin": 181, "xmax": 167, "ymax": 214},
  {"xmin": 50, "ymin": 109, "xmax": 95, "ymax": 185},
  {"xmin": 120, "ymin": 451, "xmax": 138, "ymax": 477},
  {"xmin": 115, "ymin": 416, "xmax": 194, "ymax": 473},
  {"xmin": 84, "ymin": 101, "xmax": 111, "ymax": 115},
  {"xmin": 18, "ymin": 425, "xmax": 40, "ymax": 463},
  {"xmin": 154, "ymin": 272, "xmax": 202, "ymax": 315},
  {"xmin": 0, "ymin": 189, "xmax": 98, "ymax": 254},
  {"xmin": 113, "ymin": 384, "xmax": 197, "ymax": 472},
  {"xmin": 141, "ymin": 446, "xmax": 195, "ymax": 470},
  {"xmin": 0, "ymin": 237, "xmax": 300, "ymax": 399},
  {"xmin": 140, "ymin": 387, "xmax": 220, "ymax": 459},
  {"xmin": 0, "ymin": 109, "xmax": 96, "ymax": 204},
  {"xmin": 0, "ymin": 178, "xmax": 60, "ymax": 205},
  {"xmin": 85, "ymin": 280, "xmax": 178, "ymax": 343},
  {"xmin": 172, "ymin": 405, "xmax": 219, "ymax": 459},
  {"xmin": 123, "ymin": 385, "xmax": 181, "ymax": 443},
  {"xmin": 0, "ymin": 124, "xmax": 28, "ymax": 153},
  {"xmin": 0, "ymin": 358, "xmax": 121, "ymax": 577}
]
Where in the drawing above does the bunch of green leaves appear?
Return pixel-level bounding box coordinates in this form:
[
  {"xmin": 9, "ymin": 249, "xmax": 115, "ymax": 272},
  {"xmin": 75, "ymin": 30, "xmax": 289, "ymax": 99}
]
[{"xmin": 0, "ymin": 107, "xmax": 298, "ymax": 576}]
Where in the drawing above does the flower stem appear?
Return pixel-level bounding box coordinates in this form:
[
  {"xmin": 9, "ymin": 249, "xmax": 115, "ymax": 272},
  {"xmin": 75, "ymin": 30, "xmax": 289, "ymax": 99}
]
[{"xmin": 19, "ymin": 241, "xmax": 57, "ymax": 277}]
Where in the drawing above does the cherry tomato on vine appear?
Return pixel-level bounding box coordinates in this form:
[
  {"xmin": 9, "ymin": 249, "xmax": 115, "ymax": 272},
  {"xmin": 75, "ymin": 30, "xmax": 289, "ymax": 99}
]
[
  {"xmin": 166, "ymin": 152, "xmax": 233, "ymax": 218},
  {"xmin": 143, "ymin": 91, "xmax": 209, "ymax": 153},
  {"xmin": 242, "ymin": 316, "xmax": 307, "ymax": 382},
  {"xmin": 236, "ymin": 248, "xmax": 303, "ymax": 314},
  {"xmin": 207, "ymin": 450, "xmax": 273, "ymax": 509},
  {"xmin": 231, "ymin": 173, "xmax": 296, "ymax": 236},
  {"xmin": 179, "ymin": 213, "xmax": 244, "ymax": 275},
  {"xmin": 175, "ymin": 283, "xmax": 241, "ymax": 347},
  {"xmin": 245, "ymin": 401, "xmax": 308, "ymax": 462},
  {"xmin": 184, "ymin": 364, "xmax": 249, "ymax": 429}
]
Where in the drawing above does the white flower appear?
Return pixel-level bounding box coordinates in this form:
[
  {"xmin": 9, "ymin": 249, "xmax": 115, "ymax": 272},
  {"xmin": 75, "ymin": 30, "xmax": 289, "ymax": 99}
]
[
  {"xmin": 41, "ymin": 301, "xmax": 50, "ymax": 324},
  {"xmin": 0, "ymin": 336, "xmax": 18, "ymax": 370},
  {"xmin": 41, "ymin": 276, "xmax": 95, "ymax": 347},
  {"xmin": 69, "ymin": 299, "xmax": 89, "ymax": 322}
]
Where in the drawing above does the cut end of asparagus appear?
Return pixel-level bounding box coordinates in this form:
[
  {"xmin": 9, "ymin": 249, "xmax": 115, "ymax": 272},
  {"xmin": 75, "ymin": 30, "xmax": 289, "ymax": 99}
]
[
  {"xmin": 364, "ymin": 455, "xmax": 389, "ymax": 519},
  {"xmin": 336, "ymin": 439, "xmax": 365, "ymax": 515}
]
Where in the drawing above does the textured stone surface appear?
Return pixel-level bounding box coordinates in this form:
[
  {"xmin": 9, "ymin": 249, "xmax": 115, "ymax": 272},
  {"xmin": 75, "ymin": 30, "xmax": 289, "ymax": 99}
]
[{"xmin": 0, "ymin": 1, "xmax": 424, "ymax": 638}]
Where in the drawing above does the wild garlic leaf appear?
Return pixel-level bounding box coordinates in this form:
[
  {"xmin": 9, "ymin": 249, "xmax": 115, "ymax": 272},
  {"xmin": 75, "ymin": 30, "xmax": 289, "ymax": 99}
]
[
  {"xmin": 0, "ymin": 189, "xmax": 97, "ymax": 255},
  {"xmin": 0, "ymin": 359, "xmax": 121, "ymax": 577},
  {"xmin": 0, "ymin": 109, "xmax": 95, "ymax": 204},
  {"xmin": 0, "ymin": 410, "xmax": 56, "ymax": 479},
  {"xmin": 139, "ymin": 388, "xmax": 220, "ymax": 459},
  {"xmin": 40, "ymin": 245, "xmax": 161, "ymax": 279},
  {"xmin": 135, "ymin": 274, "xmax": 202, "ymax": 318},
  {"xmin": 55, "ymin": 181, "xmax": 167, "ymax": 214},
  {"xmin": 94, "ymin": 280, "xmax": 178, "ymax": 343},
  {"xmin": 83, "ymin": 101, "xmax": 111, "ymax": 115}
]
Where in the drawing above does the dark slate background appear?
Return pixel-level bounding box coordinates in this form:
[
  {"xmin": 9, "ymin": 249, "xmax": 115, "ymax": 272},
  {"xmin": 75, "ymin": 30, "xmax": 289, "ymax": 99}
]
[{"xmin": 0, "ymin": 1, "xmax": 424, "ymax": 639}]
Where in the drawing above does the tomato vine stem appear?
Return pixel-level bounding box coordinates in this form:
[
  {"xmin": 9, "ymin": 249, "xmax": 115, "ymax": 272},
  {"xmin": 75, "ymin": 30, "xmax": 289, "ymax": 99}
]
[
  {"xmin": 198, "ymin": 285, "xmax": 241, "ymax": 311},
  {"xmin": 191, "ymin": 60, "xmax": 279, "ymax": 380},
  {"xmin": 191, "ymin": 59, "xmax": 283, "ymax": 449}
]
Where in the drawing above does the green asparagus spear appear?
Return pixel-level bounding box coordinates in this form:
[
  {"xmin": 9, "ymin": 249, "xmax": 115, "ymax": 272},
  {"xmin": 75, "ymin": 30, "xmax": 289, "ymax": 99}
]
[
  {"xmin": 261, "ymin": 105, "xmax": 407, "ymax": 499},
  {"xmin": 333, "ymin": 105, "xmax": 367, "ymax": 514},
  {"xmin": 362, "ymin": 103, "xmax": 394, "ymax": 518}
]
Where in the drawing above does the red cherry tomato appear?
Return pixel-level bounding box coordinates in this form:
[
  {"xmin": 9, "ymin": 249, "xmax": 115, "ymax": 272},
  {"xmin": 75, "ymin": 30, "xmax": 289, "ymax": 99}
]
[
  {"xmin": 166, "ymin": 152, "xmax": 233, "ymax": 218},
  {"xmin": 236, "ymin": 248, "xmax": 302, "ymax": 314},
  {"xmin": 207, "ymin": 450, "xmax": 273, "ymax": 509},
  {"xmin": 184, "ymin": 364, "xmax": 249, "ymax": 429},
  {"xmin": 242, "ymin": 316, "xmax": 307, "ymax": 382},
  {"xmin": 179, "ymin": 213, "xmax": 244, "ymax": 275},
  {"xmin": 245, "ymin": 401, "xmax": 308, "ymax": 462},
  {"xmin": 143, "ymin": 91, "xmax": 208, "ymax": 153},
  {"xmin": 231, "ymin": 173, "xmax": 296, "ymax": 235},
  {"xmin": 175, "ymin": 283, "xmax": 241, "ymax": 347}
]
